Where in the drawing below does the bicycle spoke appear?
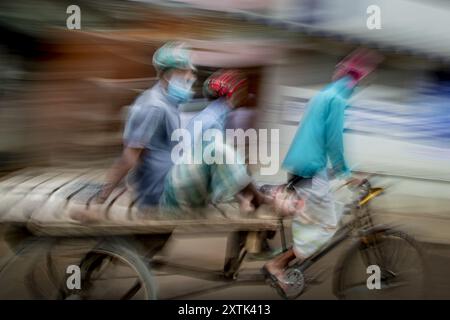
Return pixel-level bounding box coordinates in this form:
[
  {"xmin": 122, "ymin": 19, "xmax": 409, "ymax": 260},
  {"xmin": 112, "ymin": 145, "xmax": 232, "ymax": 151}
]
[
  {"xmin": 336, "ymin": 231, "xmax": 426, "ymax": 299},
  {"xmin": 121, "ymin": 280, "xmax": 142, "ymax": 300}
]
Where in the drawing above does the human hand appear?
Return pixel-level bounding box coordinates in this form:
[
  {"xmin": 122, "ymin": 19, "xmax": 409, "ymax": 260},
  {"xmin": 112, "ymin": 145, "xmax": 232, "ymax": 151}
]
[
  {"xmin": 70, "ymin": 203, "xmax": 105, "ymax": 224},
  {"xmin": 346, "ymin": 178, "xmax": 364, "ymax": 187},
  {"xmin": 94, "ymin": 183, "xmax": 113, "ymax": 205}
]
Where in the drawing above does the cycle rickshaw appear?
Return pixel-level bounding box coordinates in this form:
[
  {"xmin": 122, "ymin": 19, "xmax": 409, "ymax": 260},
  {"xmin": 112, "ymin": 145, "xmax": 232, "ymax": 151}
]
[{"xmin": 0, "ymin": 168, "xmax": 428, "ymax": 299}]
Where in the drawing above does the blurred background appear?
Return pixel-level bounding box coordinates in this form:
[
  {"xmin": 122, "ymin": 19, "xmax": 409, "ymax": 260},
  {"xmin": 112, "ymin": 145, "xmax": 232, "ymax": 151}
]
[
  {"xmin": 0, "ymin": 0, "xmax": 450, "ymax": 299},
  {"xmin": 1, "ymin": 0, "xmax": 449, "ymax": 237}
]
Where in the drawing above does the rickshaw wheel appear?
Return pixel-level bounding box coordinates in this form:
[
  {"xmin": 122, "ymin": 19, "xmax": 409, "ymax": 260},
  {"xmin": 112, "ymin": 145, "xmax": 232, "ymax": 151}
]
[{"xmin": 0, "ymin": 236, "xmax": 158, "ymax": 300}]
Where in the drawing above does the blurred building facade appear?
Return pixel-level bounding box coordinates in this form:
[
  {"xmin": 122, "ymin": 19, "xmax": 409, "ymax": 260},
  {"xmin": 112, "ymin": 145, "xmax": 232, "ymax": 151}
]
[{"xmin": 0, "ymin": 0, "xmax": 450, "ymax": 241}]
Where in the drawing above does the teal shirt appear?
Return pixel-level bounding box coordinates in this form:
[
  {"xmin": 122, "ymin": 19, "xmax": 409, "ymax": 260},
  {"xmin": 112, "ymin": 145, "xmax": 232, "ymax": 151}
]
[{"xmin": 282, "ymin": 76, "xmax": 353, "ymax": 178}]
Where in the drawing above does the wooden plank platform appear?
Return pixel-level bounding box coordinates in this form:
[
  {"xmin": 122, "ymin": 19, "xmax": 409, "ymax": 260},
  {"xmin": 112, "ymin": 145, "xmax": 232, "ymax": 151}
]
[{"xmin": 0, "ymin": 168, "xmax": 282, "ymax": 237}]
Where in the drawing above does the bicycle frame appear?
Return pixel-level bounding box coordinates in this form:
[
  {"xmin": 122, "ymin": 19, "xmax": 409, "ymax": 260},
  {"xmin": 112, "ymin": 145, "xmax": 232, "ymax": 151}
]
[{"xmin": 128, "ymin": 180, "xmax": 386, "ymax": 299}]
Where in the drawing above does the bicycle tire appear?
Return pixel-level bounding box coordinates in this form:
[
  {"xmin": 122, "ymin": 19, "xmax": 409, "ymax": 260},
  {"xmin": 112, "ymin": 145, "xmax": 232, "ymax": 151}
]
[
  {"xmin": 0, "ymin": 237, "xmax": 158, "ymax": 300},
  {"xmin": 77, "ymin": 238, "xmax": 158, "ymax": 300},
  {"xmin": 333, "ymin": 228, "xmax": 428, "ymax": 300}
]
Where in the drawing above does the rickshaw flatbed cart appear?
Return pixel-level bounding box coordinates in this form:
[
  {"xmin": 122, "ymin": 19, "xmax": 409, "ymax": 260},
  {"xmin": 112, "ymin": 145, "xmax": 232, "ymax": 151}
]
[
  {"xmin": 0, "ymin": 168, "xmax": 285, "ymax": 300},
  {"xmin": 0, "ymin": 168, "xmax": 281, "ymax": 235},
  {"xmin": 0, "ymin": 168, "xmax": 429, "ymax": 300}
]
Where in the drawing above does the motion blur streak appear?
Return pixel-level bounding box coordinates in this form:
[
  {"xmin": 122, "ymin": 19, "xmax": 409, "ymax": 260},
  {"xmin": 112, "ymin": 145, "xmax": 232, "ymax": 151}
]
[{"xmin": 0, "ymin": 0, "xmax": 449, "ymax": 299}]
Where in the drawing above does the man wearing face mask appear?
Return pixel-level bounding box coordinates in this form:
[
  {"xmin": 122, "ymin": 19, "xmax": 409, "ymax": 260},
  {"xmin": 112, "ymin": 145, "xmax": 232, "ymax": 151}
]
[{"xmin": 72, "ymin": 42, "xmax": 196, "ymax": 223}]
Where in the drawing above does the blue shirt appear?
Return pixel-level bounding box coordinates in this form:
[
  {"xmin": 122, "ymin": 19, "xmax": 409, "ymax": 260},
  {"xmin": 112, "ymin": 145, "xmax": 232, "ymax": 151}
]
[
  {"xmin": 282, "ymin": 76, "xmax": 353, "ymax": 178},
  {"xmin": 185, "ymin": 98, "xmax": 230, "ymax": 160},
  {"xmin": 186, "ymin": 98, "xmax": 230, "ymax": 140},
  {"xmin": 123, "ymin": 82, "xmax": 180, "ymax": 206}
]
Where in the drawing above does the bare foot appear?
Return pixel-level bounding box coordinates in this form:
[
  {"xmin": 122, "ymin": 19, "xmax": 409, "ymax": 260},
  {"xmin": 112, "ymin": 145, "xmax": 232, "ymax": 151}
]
[
  {"xmin": 264, "ymin": 261, "xmax": 285, "ymax": 280},
  {"xmin": 236, "ymin": 189, "xmax": 258, "ymax": 216},
  {"xmin": 238, "ymin": 196, "xmax": 255, "ymax": 215},
  {"xmin": 263, "ymin": 262, "xmax": 290, "ymax": 293}
]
